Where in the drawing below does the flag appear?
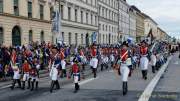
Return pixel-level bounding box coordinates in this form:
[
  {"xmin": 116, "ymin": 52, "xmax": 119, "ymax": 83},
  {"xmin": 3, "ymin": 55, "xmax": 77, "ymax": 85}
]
[
  {"xmin": 91, "ymin": 32, "xmax": 97, "ymax": 43},
  {"xmin": 52, "ymin": 8, "xmax": 62, "ymax": 43}
]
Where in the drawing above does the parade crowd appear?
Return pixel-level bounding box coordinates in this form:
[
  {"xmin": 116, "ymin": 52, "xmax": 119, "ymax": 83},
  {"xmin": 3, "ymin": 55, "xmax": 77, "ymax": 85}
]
[{"xmin": 0, "ymin": 40, "xmax": 175, "ymax": 95}]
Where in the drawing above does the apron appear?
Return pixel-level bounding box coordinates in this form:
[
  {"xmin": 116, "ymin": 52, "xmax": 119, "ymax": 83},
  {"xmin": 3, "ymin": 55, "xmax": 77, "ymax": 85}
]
[
  {"xmin": 140, "ymin": 56, "xmax": 149, "ymax": 70},
  {"xmin": 90, "ymin": 58, "xmax": 98, "ymax": 69},
  {"xmin": 120, "ymin": 63, "xmax": 130, "ymax": 82}
]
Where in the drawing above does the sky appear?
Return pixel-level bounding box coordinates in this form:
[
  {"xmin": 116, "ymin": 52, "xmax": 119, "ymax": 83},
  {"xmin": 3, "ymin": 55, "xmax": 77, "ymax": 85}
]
[{"xmin": 127, "ymin": 0, "xmax": 180, "ymax": 39}]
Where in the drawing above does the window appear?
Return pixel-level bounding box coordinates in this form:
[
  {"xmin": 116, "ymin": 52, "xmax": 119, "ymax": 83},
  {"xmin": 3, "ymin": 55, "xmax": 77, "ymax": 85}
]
[
  {"xmin": 81, "ymin": 34, "xmax": 83, "ymax": 44},
  {"xmin": 61, "ymin": 5, "xmax": 64, "ymax": 19},
  {"xmin": 75, "ymin": 9, "xmax": 78, "ymax": 22},
  {"xmin": 0, "ymin": 0, "xmax": 3, "ymax": 13},
  {"xmin": 81, "ymin": 11, "xmax": 83, "ymax": 23},
  {"xmin": 86, "ymin": 13, "xmax": 88, "ymax": 24},
  {"xmin": 75, "ymin": 33, "xmax": 78, "ymax": 45},
  {"xmin": 102, "ymin": 8, "xmax": 104, "ymax": 17},
  {"xmin": 103, "ymin": 24, "xmax": 104, "ymax": 31},
  {"xmin": 91, "ymin": 14, "xmax": 93, "ymax": 25},
  {"xmin": 28, "ymin": 1, "xmax": 32, "ymax": 18},
  {"xmin": 68, "ymin": 7, "xmax": 71, "ymax": 20},
  {"xmin": 40, "ymin": 31, "xmax": 44, "ymax": 43},
  {"xmin": 99, "ymin": 24, "xmax": 101, "ymax": 30},
  {"xmin": 103, "ymin": 34, "xmax": 105, "ymax": 43},
  {"xmin": 14, "ymin": 0, "xmax": 19, "ymax": 16},
  {"xmin": 29, "ymin": 30, "xmax": 33, "ymax": 43},
  {"xmin": 50, "ymin": 7, "xmax": 54, "ymax": 20},
  {"xmin": 95, "ymin": 16, "xmax": 97, "ymax": 25},
  {"xmin": 0, "ymin": 27, "xmax": 3, "ymax": 45},
  {"xmin": 62, "ymin": 32, "xmax": 64, "ymax": 41},
  {"xmin": 40, "ymin": 4, "xmax": 44, "ymax": 20},
  {"xmin": 68, "ymin": 33, "xmax": 71, "ymax": 45}
]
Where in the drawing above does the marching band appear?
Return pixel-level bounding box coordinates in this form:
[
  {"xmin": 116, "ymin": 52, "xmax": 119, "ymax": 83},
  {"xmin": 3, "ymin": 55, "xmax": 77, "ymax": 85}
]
[{"xmin": 0, "ymin": 39, "xmax": 170, "ymax": 95}]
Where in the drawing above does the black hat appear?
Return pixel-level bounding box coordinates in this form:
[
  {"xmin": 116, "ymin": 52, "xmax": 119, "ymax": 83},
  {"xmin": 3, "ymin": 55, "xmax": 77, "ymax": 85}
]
[
  {"xmin": 141, "ymin": 40, "xmax": 146, "ymax": 44},
  {"xmin": 122, "ymin": 41, "xmax": 128, "ymax": 47}
]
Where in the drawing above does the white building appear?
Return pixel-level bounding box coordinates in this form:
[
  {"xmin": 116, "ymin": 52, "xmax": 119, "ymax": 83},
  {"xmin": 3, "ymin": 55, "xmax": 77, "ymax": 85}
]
[
  {"xmin": 98, "ymin": 0, "xmax": 119, "ymax": 44},
  {"xmin": 118, "ymin": 0, "xmax": 130, "ymax": 42},
  {"xmin": 129, "ymin": 6, "xmax": 136, "ymax": 42},
  {"xmin": 59, "ymin": 0, "xmax": 98, "ymax": 46}
]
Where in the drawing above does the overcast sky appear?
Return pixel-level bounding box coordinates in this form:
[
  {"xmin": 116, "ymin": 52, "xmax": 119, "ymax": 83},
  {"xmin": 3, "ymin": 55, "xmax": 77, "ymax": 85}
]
[{"xmin": 127, "ymin": 0, "xmax": 180, "ymax": 39}]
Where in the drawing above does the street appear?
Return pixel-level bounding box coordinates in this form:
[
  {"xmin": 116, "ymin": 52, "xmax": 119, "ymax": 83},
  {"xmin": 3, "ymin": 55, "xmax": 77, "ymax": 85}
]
[{"xmin": 0, "ymin": 53, "xmax": 179, "ymax": 101}]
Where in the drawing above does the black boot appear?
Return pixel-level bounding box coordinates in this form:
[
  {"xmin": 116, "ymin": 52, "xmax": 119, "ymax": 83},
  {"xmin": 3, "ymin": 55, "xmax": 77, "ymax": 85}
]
[
  {"xmin": 27, "ymin": 79, "xmax": 31, "ymax": 89},
  {"xmin": 11, "ymin": 80, "xmax": 16, "ymax": 90},
  {"xmin": 101, "ymin": 64, "xmax": 103, "ymax": 71},
  {"xmin": 50, "ymin": 81, "xmax": 55, "ymax": 93},
  {"xmin": 77, "ymin": 83, "xmax": 80, "ymax": 90},
  {"xmin": 17, "ymin": 79, "xmax": 21, "ymax": 88},
  {"xmin": 122, "ymin": 82, "xmax": 127, "ymax": 96},
  {"xmin": 152, "ymin": 66, "xmax": 155, "ymax": 73},
  {"xmin": 31, "ymin": 81, "xmax": 34, "ymax": 91},
  {"xmin": 22, "ymin": 81, "xmax": 25, "ymax": 90},
  {"xmin": 125, "ymin": 82, "xmax": 128, "ymax": 94},
  {"xmin": 144, "ymin": 70, "xmax": 148, "ymax": 80},
  {"xmin": 142, "ymin": 70, "xmax": 145, "ymax": 79},
  {"xmin": 35, "ymin": 81, "xmax": 38, "ymax": 90},
  {"xmin": 74, "ymin": 83, "xmax": 78, "ymax": 93},
  {"xmin": 55, "ymin": 80, "xmax": 60, "ymax": 90}
]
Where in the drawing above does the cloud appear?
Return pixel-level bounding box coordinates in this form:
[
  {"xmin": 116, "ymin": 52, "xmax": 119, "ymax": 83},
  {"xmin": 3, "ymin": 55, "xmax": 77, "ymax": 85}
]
[{"xmin": 127, "ymin": 0, "xmax": 180, "ymax": 38}]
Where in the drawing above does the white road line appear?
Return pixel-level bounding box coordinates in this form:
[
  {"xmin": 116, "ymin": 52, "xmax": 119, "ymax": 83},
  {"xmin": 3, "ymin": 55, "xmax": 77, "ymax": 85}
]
[
  {"xmin": 72, "ymin": 77, "xmax": 98, "ymax": 86},
  {"xmin": 0, "ymin": 85, "xmax": 11, "ymax": 90},
  {"xmin": 138, "ymin": 56, "xmax": 172, "ymax": 101}
]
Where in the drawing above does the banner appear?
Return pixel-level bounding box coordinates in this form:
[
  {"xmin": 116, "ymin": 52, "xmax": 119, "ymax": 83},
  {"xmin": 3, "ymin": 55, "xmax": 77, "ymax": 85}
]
[
  {"xmin": 91, "ymin": 32, "xmax": 97, "ymax": 43},
  {"xmin": 52, "ymin": 7, "xmax": 62, "ymax": 44}
]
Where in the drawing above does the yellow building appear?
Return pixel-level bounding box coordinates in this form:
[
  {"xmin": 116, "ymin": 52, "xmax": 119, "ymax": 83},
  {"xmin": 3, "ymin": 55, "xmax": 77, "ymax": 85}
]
[
  {"xmin": 131, "ymin": 6, "xmax": 145, "ymax": 43},
  {"xmin": 0, "ymin": 0, "xmax": 52, "ymax": 46}
]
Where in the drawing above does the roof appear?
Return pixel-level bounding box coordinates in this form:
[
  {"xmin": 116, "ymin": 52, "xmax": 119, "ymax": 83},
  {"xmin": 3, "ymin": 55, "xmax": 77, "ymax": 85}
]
[{"xmin": 142, "ymin": 13, "xmax": 158, "ymax": 25}]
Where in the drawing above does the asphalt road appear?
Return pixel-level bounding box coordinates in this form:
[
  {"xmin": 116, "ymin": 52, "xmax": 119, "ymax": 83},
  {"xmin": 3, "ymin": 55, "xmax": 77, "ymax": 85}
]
[
  {"xmin": 0, "ymin": 63, "xmax": 157, "ymax": 101},
  {"xmin": 149, "ymin": 53, "xmax": 180, "ymax": 101}
]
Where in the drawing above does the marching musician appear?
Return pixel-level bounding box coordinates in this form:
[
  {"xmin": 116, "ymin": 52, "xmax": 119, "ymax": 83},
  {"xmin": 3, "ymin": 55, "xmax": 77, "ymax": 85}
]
[
  {"xmin": 49, "ymin": 47, "xmax": 61, "ymax": 93},
  {"xmin": 115, "ymin": 41, "xmax": 130, "ymax": 95},
  {"xmin": 139, "ymin": 40, "xmax": 149, "ymax": 80},
  {"xmin": 90, "ymin": 44, "xmax": 98, "ymax": 78}
]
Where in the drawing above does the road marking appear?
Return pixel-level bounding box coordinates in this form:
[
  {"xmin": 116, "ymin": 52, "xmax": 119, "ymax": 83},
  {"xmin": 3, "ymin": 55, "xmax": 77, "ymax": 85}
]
[
  {"xmin": 138, "ymin": 56, "xmax": 172, "ymax": 101},
  {"xmin": 109, "ymin": 70, "xmax": 114, "ymax": 73},
  {"xmin": 0, "ymin": 85, "xmax": 11, "ymax": 90},
  {"xmin": 71, "ymin": 77, "xmax": 98, "ymax": 86}
]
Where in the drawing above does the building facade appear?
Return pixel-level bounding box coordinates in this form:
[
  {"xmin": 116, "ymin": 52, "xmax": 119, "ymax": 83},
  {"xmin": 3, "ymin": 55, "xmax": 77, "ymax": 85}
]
[
  {"xmin": 118, "ymin": 0, "xmax": 130, "ymax": 43},
  {"xmin": 98, "ymin": 0, "xmax": 119, "ymax": 44},
  {"xmin": 129, "ymin": 6, "xmax": 136, "ymax": 42},
  {"xmin": 59, "ymin": 0, "xmax": 98, "ymax": 46},
  {"xmin": 0, "ymin": 0, "xmax": 52, "ymax": 46},
  {"xmin": 131, "ymin": 6, "xmax": 145, "ymax": 43}
]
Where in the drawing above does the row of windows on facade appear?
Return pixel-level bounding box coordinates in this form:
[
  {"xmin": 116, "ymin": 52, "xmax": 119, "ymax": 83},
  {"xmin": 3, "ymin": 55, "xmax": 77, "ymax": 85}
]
[
  {"xmin": 99, "ymin": 0, "xmax": 118, "ymax": 9},
  {"xmin": 99, "ymin": 6, "xmax": 118, "ymax": 22},
  {"xmin": 59, "ymin": 32, "xmax": 117, "ymax": 45},
  {"xmin": 99, "ymin": 24, "xmax": 118, "ymax": 33},
  {"xmin": 0, "ymin": 28, "xmax": 117, "ymax": 45},
  {"xmin": 0, "ymin": 0, "xmax": 45, "ymax": 20},
  {"xmin": 0, "ymin": 27, "xmax": 45, "ymax": 45},
  {"xmin": 58, "ymin": 5, "xmax": 98, "ymax": 26},
  {"xmin": 80, "ymin": 0, "xmax": 97, "ymax": 7}
]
